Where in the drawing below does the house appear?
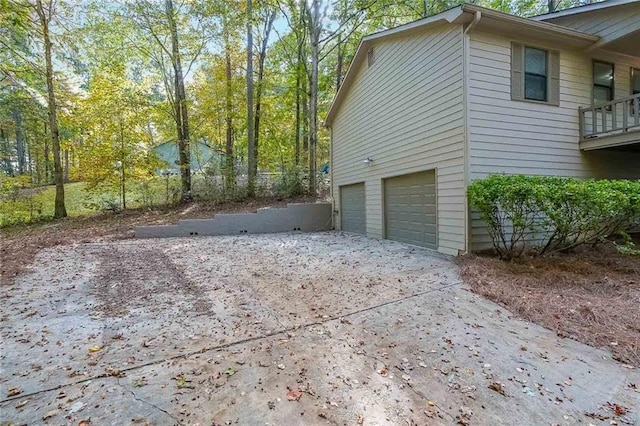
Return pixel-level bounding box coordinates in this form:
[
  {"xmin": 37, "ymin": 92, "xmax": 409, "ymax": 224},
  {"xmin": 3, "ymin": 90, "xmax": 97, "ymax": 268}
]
[
  {"xmin": 324, "ymin": 0, "xmax": 640, "ymax": 256},
  {"xmin": 153, "ymin": 140, "xmax": 225, "ymax": 175}
]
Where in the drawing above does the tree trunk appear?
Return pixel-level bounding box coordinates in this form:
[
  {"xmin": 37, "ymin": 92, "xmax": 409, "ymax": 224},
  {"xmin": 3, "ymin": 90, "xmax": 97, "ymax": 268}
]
[
  {"xmin": 295, "ymin": 60, "xmax": 301, "ymax": 166},
  {"xmin": 307, "ymin": 0, "xmax": 320, "ymax": 196},
  {"xmin": 43, "ymin": 121, "xmax": 50, "ymax": 182},
  {"xmin": 64, "ymin": 149, "xmax": 69, "ymax": 183},
  {"xmin": 253, "ymin": 10, "xmax": 276, "ymax": 184},
  {"xmin": 36, "ymin": 0, "xmax": 66, "ymax": 218},
  {"xmin": 246, "ymin": 0, "xmax": 256, "ymax": 197},
  {"xmin": 0, "ymin": 126, "xmax": 13, "ymax": 176},
  {"xmin": 13, "ymin": 108, "xmax": 25, "ymax": 174},
  {"xmin": 166, "ymin": 0, "xmax": 191, "ymax": 201},
  {"xmin": 548, "ymin": 0, "xmax": 560, "ymax": 12},
  {"xmin": 224, "ymin": 39, "xmax": 235, "ymax": 192},
  {"xmin": 119, "ymin": 122, "xmax": 126, "ymax": 209}
]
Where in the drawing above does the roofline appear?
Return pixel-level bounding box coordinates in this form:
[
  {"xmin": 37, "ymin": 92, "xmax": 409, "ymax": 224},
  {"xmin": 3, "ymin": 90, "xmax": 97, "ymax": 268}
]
[
  {"xmin": 461, "ymin": 4, "xmax": 599, "ymax": 42},
  {"xmin": 323, "ymin": 6, "xmax": 465, "ymax": 127},
  {"xmin": 324, "ymin": 4, "xmax": 599, "ymax": 127},
  {"xmin": 533, "ymin": 0, "xmax": 639, "ymax": 21}
]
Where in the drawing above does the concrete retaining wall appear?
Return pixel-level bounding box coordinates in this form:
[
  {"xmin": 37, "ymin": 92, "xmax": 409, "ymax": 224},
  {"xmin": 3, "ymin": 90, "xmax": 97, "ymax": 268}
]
[{"xmin": 135, "ymin": 203, "xmax": 333, "ymax": 239}]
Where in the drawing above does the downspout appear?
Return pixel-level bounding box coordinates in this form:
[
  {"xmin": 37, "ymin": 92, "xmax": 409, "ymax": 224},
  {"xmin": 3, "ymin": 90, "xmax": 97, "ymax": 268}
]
[
  {"xmin": 462, "ymin": 10, "xmax": 481, "ymax": 254},
  {"xmin": 329, "ymin": 125, "xmax": 335, "ymax": 230}
]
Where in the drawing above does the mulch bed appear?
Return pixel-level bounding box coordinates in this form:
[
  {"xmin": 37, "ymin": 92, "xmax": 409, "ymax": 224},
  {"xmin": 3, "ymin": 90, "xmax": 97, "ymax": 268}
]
[{"xmin": 457, "ymin": 245, "xmax": 640, "ymax": 366}]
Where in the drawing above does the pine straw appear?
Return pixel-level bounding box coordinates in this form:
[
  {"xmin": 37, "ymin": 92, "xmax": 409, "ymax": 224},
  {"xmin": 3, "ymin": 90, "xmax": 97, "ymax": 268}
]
[{"xmin": 457, "ymin": 246, "xmax": 640, "ymax": 366}]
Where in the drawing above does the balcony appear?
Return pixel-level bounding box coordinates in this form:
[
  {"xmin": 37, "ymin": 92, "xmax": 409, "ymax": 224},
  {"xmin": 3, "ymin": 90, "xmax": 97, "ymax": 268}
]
[{"xmin": 579, "ymin": 93, "xmax": 640, "ymax": 150}]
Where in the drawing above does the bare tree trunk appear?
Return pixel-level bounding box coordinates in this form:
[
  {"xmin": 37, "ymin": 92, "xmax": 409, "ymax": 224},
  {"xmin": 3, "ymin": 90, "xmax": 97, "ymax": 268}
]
[
  {"xmin": 224, "ymin": 39, "xmax": 235, "ymax": 192},
  {"xmin": 13, "ymin": 108, "xmax": 25, "ymax": 174},
  {"xmin": 253, "ymin": 10, "xmax": 276, "ymax": 185},
  {"xmin": 246, "ymin": 0, "xmax": 256, "ymax": 197},
  {"xmin": 548, "ymin": 0, "xmax": 560, "ymax": 12},
  {"xmin": 166, "ymin": 0, "xmax": 191, "ymax": 201},
  {"xmin": 35, "ymin": 0, "xmax": 66, "ymax": 218}
]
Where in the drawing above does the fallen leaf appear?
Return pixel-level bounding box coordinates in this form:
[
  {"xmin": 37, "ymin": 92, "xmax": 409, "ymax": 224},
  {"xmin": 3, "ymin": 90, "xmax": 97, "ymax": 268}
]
[
  {"xmin": 488, "ymin": 381, "xmax": 506, "ymax": 396},
  {"xmin": 286, "ymin": 389, "xmax": 302, "ymax": 401},
  {"xmin": 7, "ymin": 387, "xmax": 21, "ymax": 397},
  {"xmin": 42, "ymin": 409, "xmax": 59, "ymax": 420},
  {"xmin": 15, "ymin": 399, "xmax": 29, "ymax": 408},
  {"xmin": 88, "ymin": 345, "xmax": 102, "ymax": 353},
  {"xmin": 606, "ymin": 402, "xmax": 628, "ymax": 416},
  {"xmin": 377, "ymin": 368, "xmax": 388, "ymax": 377},
  {"xmin": 78, "ymin": 420, "xmax": 91, "ymax": 426},
  {"xmin": 225, "ymin": 367, "xmax": 236, "ymax": 376},
  {"xmin": 105, "ymin": 367, "xmax": 125, "ymax": 378},
  {"xmin": 585, "ymin": 412, "xmax": 609, "ymax": 421}
]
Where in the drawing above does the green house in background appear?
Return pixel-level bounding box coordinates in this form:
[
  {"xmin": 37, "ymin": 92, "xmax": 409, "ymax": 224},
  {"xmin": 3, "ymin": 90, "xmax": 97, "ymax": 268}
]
[{"xmin": 153, "ymin": 140, "xmax": 225, "ymax": 175}]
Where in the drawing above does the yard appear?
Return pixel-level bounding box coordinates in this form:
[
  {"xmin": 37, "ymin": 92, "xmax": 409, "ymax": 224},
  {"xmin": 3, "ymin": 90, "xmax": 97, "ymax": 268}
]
[{"xmin": 1, "ymin": 231, "xmax": 638, "ymax": 425}]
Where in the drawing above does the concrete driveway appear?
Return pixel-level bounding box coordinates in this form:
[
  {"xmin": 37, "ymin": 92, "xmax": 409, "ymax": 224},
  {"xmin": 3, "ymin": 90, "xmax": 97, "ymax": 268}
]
[{"xmin": 1, "ymin": 232, "xmax": 638, "ymax": 425}]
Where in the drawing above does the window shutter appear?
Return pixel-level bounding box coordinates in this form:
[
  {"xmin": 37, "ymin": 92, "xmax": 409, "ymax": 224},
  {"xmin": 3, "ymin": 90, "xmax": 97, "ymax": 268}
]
[
  {"xmin": 511, "ymin": 43, "xmax": 524, "ymax": 101},
  {"xmin": 548, "ymin": 50, "xmax": 560, "ymax": 106}
]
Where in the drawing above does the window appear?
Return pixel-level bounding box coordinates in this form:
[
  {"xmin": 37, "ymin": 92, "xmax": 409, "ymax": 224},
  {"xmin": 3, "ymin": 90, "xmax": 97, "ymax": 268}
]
[
  {"xmin": 511, "ymin": 43, "xmax": 559, "ymax": 106},
  {"xmin": 524, "ymin": 47, "xmax": 547, "ymax": 101},
  {"xmin": 632, "ymin": 68, "xmax": 640, "ymax": 95},
  {"xmin": 593, "ymin": 61, "xmax": 614, "ymax": 105}
]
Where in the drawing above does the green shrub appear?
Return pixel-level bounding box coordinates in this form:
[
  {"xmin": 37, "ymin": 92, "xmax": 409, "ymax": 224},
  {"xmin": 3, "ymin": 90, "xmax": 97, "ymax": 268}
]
[{"xmin": 468, "ymin": 175, "xmax": 640, "ymax": 260}]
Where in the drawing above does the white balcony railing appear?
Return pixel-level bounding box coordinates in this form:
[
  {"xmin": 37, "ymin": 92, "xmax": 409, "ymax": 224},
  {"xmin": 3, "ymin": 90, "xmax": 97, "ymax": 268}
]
[{"xmin": 579, "ymin": 93, "xmax": 640, "ymax": 141}]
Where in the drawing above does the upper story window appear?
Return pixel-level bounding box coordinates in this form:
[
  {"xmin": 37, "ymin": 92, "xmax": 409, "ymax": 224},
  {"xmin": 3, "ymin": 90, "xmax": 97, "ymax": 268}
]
[
  {"xmin": 511, "ymin": 43, "xmax": 559, "ymax": 106},
  {"xmin": 593, "ymin": 61, "xmax": 614, "ymax": 104},
  {"xmin": 524, "ymin": 47, "xmax": 548, "ymax": 101}
]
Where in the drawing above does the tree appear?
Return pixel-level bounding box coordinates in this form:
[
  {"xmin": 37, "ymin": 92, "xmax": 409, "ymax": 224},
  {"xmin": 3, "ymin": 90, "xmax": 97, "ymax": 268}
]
[
  {"xmin": 33, "ymin": 0, "xmax": 66, "ymax": 218},
  {"xmin": 125, "ymin": 0, "xmax": 211, "ymax": 202},
  {"xmin": 165, "ymin": 0, "xmax": 191, "ymax": 201},
  {"xmin": 251, "ymin": 4, "xmax": 277, "ymax": 194},
  {"xmin": 247, "ymin": 0, "xmax": 256, "ymax": 196}
]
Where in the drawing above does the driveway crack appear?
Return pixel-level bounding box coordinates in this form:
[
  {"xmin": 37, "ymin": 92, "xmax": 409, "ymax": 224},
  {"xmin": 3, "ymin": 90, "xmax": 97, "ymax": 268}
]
[
  {"xmin": 116, "ymin": 378, "xmax": 182, "ymax": 425},
  {"xmin": 0, "ymin": 281, "xmax": 462, "ymax": 405}
]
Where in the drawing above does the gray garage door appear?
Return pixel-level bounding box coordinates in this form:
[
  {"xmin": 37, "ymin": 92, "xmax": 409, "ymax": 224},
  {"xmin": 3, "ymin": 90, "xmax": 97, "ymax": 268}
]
[
  {"xmin": 340, "ymin": 183, "xmax": 366, "ymax": 234},
  {"xmin": 384, "ymin": 170, "xmax": 436, "ymax": 249}
]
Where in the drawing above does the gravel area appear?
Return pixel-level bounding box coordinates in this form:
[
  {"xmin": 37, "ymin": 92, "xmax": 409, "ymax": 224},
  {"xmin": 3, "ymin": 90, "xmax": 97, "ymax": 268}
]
[{"xmin": 1, "ymin": 232, "xmax": 638, "ymax": 425}]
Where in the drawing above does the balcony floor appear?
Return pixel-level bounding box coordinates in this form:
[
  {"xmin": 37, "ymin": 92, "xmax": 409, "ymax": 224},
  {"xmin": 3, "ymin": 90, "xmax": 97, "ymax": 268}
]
[{"xmin": 580, "ymin": 129, "xmax": 640, "ymax": 151}]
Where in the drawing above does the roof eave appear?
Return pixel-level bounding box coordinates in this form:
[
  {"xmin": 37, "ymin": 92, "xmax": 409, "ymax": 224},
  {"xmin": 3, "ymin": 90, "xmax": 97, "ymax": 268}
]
[
  {"xmin": 461, "ymin": 4, "xmax": 600, "ymax": 43},
  {"xmin": 533, "ymin": 0, "xmax": 639, "ymax": 21}
]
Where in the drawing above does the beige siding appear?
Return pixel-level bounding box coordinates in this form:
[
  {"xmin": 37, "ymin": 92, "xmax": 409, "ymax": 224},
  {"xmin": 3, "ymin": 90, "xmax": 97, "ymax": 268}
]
[
  {"xmin": 542, "ymin": 3, "xmax": 640, "ymax": 42},
  {"xmin": 331, "ymin": 24, "xmax": 465, "ymax": 255},
  {"xmin": 468, "ymin": 30, "xmax": 640, "ymax": 249}
]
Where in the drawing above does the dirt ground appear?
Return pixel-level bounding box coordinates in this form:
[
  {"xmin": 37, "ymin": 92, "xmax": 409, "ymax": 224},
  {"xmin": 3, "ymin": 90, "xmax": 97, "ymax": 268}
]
[
  {"xmin": 1, "ymin": 233, "xmax": 638, "ymax": 425},
  {"xmin": 457, "ymin": 246, "xmax": 640, "ymax": 366}
]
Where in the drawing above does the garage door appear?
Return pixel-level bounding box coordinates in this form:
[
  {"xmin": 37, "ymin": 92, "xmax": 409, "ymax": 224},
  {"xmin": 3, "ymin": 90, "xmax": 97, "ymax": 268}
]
[
  {"xmin": 340, "ymin": 183, "xmax": 366, "ymax": 234},
  {"xmin": 384, "ymin": 170, "xmax": 436, "ymax": 249}
]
